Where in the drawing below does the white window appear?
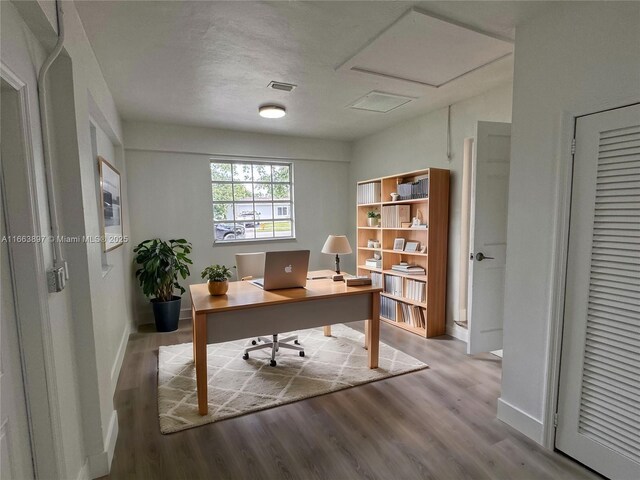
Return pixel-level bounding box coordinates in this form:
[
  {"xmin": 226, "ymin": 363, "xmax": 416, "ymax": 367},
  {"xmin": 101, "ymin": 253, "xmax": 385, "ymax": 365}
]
[{"xmin": 211, "ymin": 160, "xmax": 295, "ymax": 242}]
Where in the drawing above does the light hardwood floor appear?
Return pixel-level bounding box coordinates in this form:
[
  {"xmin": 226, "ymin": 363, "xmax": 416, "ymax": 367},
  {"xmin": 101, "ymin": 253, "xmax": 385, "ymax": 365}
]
[{"xmin": 103, "ymin": 320, "xmax": 600, "ymax": 479}]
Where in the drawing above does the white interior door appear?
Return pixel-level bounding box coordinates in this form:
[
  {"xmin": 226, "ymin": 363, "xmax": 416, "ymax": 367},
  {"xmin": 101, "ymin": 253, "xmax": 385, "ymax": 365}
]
[
  {"xmin": 0, "ymin": 170, "xmax": 35, "ymax": 480},
  {"xmin": 467, "ymin": 121, "xmax": 511, "ymax": 355},
  {"xmin": 556, "ymin": 104, "xmax": 640, "ymax": 479}
]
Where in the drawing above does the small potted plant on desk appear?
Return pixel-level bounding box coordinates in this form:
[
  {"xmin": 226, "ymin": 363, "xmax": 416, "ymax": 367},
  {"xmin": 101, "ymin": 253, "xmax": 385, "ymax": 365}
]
[
  {"xmin": 133, "ymin": 238, "xmax": 192, "ymax": 332},
  {"xmin": 367, "ymin": 210, "xmax": 380, "ymax": 227},
  {"xmin": 201, "ymin": 264, "xmax": 235, "ymax": 295}
]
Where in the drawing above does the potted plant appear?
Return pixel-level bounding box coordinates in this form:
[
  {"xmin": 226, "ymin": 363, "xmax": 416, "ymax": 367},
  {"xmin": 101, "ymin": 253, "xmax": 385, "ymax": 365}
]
[
  {"xmin": 367, "ymin": 210, "xmax": 380, "ymax": 227},
  {"xmin": 201, "ymin": 264, "xmax": 235, "ymax": 295},
  {"xmin": 133, "ymin": 238, "xmax": 192, "ymax": 332}
]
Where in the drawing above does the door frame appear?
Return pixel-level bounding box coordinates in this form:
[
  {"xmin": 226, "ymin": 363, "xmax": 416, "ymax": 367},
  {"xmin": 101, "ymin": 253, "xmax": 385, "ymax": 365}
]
[
  {"xmin": 543, "ymin": 96, "xmax": 640, "ymax": 450},
  {"xmin": 1, "ymin": 62, "xmax": 65, "ymax": 478}
]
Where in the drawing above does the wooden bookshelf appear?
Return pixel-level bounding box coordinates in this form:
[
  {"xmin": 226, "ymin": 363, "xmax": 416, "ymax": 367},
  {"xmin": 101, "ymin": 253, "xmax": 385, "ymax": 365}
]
[{"xmin": 356, "ymin": 168, "xmax": 450, "ymax": 338}]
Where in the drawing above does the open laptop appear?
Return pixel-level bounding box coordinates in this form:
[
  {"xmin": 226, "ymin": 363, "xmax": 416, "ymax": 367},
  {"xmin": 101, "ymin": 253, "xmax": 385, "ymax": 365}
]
[{"xmin": 250, "ymin": 250, "xmax": 310, "ymax": 290}]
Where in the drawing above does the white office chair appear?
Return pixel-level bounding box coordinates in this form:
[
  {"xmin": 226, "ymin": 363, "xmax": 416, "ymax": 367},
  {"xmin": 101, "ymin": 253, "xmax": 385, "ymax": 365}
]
[{"xmin": 235, "ymin": 252, "xmax": 305, "ymax": 366}]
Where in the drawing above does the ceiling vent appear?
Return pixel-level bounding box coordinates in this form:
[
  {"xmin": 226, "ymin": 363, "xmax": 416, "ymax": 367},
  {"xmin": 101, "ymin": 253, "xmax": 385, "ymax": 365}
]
[
  {"xmin": 268, "ymin": 81, "xmax": 297, "ymax": 92},
  {"xmin": 348, "ymin": 91, "xmax": 415, "ymax": 113}
]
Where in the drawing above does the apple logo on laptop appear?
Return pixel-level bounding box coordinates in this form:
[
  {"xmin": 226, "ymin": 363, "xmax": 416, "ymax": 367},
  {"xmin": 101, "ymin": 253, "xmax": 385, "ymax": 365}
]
[{"xmin": 284, "ymin": 264, "xmax": 293, "ymax": 274}]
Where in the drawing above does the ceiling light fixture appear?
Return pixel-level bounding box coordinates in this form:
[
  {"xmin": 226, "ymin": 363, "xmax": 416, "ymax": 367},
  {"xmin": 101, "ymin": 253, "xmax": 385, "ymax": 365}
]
[{"xmin": 259, "ymin": 104, "xmax": 286, "ymax": 119}]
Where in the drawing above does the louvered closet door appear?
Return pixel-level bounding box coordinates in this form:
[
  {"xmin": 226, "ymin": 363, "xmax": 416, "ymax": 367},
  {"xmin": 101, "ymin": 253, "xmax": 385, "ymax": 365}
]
[{"xmin": 556, "ymin": 103, "xmax": 640, "ymax": 479}]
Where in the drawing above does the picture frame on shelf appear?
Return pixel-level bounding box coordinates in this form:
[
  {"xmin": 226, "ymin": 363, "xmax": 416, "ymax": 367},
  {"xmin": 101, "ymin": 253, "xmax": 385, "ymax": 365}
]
[
  {"xmin": 404, "ymin": 241, "xmax": 419, "ymax": 252},
  {"xmin": 393, "ymin": 238, "xmax": 405, "ymax": 251}
]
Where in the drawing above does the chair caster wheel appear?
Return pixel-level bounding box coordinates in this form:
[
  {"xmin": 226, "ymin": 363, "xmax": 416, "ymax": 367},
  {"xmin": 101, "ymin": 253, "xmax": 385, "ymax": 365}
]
[
  {"xmin": 299, "ymin": 351, "xmax": 305, "ymax": 357},
  {"xmin": 251, "ymin": 340, "xmax": 257, "ymax": 345},
  {"xmin": 242, "ymin": 353, "xmax": 249, "ymax": 360},
  {"xmin": 269, "ymin": 360, "xmax": 277, "ymax": 367},
  {"xmin": 294, "ymin": 340, "xmax": 300, "ymax": 345}
]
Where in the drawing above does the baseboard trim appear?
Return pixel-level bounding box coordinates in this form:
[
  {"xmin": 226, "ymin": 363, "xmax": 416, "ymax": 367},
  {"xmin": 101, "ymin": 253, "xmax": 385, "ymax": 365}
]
[
  {"xmin": 179, "ymin": 307, "xmax": 191, "ymax": 320},
  {"xmin": 110, "ymin": 324, "xmax": 130, "ymax": 389},
  {"xmin": 76, "ymin": 459, "xmax": 89, "ymax": 480},
  {"xmin": 87, "ymin": 410, "xmax": 118, "ymax": 479},
  {"xmin": 447, "ymin": 322, "xmax": 469, "ymax": 342},
  {"xmin": 497, "ymin": 397, "xmax": 544, "ymax": 445},
  {"xmin": 105, "ymin": 410, "xmax": 118, "ymax": 470}
]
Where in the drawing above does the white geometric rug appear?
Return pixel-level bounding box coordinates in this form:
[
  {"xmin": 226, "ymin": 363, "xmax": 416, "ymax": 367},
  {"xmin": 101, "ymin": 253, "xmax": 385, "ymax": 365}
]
[{"xmin": 158, "ymin": 324, "xmax": 428, "ymax": 433}]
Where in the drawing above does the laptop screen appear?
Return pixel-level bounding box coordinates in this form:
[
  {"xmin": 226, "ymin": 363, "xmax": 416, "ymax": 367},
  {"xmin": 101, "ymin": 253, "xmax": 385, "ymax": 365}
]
[{"xmin": 254, "ymin": 250, "xmax": 310, "ymax": 290}]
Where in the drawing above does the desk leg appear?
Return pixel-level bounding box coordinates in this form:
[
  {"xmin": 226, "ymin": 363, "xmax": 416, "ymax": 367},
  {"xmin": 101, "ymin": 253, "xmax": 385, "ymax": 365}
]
[
  {"xmin": 323, "ymin": 326, "xmax": 332, "ymax": 336},
  {"xmin": 364, "ymin": 321, "xmax": 369, "ymax": 350},
  {"xmin": 195, "ymin": 313, "xmax": 208, "ymax": 415},
  {"xmin": 367, "ymin": 293, "xmax": 380, "ymax": 369},
  {"xmin": 192, "ymin": 304, "xmax": 197, "ymax": 361}
]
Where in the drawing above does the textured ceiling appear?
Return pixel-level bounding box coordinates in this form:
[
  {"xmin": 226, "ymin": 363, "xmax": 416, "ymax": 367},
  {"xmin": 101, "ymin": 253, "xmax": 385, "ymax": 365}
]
[{"xmin": 74, "ymin": 1, "xmax": 553, "ymax": 140}]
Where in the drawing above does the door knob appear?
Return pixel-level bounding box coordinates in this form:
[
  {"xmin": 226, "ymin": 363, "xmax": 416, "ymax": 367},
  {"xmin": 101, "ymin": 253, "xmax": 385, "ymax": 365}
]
[{"xmin": 476, "ymin": 252, "xmax": 494, "ymax": 261}]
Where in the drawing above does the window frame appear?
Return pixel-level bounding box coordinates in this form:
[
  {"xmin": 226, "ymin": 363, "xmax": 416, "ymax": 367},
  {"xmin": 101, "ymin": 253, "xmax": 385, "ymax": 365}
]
[{"xmin": 210, "ymin": 159, "xmax": 295, "ymax": 243}]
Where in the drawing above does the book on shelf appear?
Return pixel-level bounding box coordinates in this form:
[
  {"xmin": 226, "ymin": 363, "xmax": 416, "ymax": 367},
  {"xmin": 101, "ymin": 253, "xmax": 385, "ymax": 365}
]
[
  {"xmin": 370, "ymin": 272, "xmax": 383, "ymax": 288},
  {"xmin": 405, "ymin": 278, "xmax": 427, "ymax": 303},
  {"xmin": 398, "ymin": 302, "xmax": 426, "ymax": 329},
  {"xmin": 411, "ymin": 224, "xmax": 428, "ymax": 229},
  {"xmin": 380, "ymin": 296, "xmax": 397, "ymax": 321},
  {"xmin": 357, "ymin": 182, "xmax": 381, "ymax": 204},
  {"xmin": 365, "ymin": 258, "xmax": 382, "ymax": 268},
  {"xmin": 381, "ymin": 205, "xmax": 410, "ymax": 228},
  {"xmin": 397, "ymin": 177, "xmax": 429, "ymax": 200},
  {"xmin": 391, "ymin": 269, "xmax": 426, "ymax": 276},
  {"xmin": 384, "ymin": 275, "xmax": 403, "ymax": 296},
  {"xmin": 391, "ymin": 264, "xmax": 426, "ymax": 274}
]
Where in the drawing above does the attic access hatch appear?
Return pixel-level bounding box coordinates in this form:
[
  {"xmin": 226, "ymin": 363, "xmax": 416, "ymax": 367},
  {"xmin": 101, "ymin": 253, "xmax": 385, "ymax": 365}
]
[
  {"xmin": 348, "ymin": 91, "xmax": 416, "ymax": 113},
  {"xmin": 337, "ymin": 8, "xmax": 513, "ymax": 88}
]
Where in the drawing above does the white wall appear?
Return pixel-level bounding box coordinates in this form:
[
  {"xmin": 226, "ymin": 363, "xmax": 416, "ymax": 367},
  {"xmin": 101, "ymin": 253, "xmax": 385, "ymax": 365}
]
[
  {"xmin": 125, "ymin": 121, "xmax": 351, "ymax": 324},
  {"xmin": 2, "ymin": 1, "xmax": 133, "ymax": 477},
  {"xmin": 0, "ymin": 2, "xmax": 84, "ymax": 477},
  {"xmin": 88, "ymin": 117, "xmax": 132, "ymax": 466},
  {"xmin": 350, "ymin": 84, "xmax": 513, "ymax": 338},
  {"xmin": 1, "ymin": 3, "xmax": 84, "ymax": 477},
  {"xmin": 499, "ymin": 1, "xmax": 640, "ymax": 444}
]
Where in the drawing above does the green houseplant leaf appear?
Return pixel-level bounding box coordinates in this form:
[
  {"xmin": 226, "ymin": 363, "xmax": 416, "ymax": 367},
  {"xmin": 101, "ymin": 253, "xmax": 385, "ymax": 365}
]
[
  {"xmin": 201, "ymin": 264, "xmax": 235, "ymax": 282},
  {"xmin": 133, "ymin": 238, "xmax": 193, "ymax": 302}
]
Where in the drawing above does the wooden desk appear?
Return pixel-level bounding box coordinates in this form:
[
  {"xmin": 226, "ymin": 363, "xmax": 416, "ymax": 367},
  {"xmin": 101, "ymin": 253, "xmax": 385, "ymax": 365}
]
[{"xmin": 189, "ymin": 273, "xmax": 382, "ymax": 415}]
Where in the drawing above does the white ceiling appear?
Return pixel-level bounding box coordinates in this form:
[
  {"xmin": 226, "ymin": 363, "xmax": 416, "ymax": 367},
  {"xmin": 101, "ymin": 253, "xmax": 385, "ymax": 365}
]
[
  {"xmin": 74, "ymin": 1, "xmax": 554, "ymax": 141},
  {"xmin": 337, "ymin": 8, "xmax": 514, "ymax": 87}
]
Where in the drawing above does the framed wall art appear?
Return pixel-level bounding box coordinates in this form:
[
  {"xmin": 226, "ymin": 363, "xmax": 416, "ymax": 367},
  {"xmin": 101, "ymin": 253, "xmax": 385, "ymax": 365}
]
[{"xmin": 98, "ymin": 156, "xmax": 124, "ymax": 251}]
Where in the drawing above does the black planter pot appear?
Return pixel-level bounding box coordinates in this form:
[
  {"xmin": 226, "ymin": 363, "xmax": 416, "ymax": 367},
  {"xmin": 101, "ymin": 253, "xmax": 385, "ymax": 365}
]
[{"xmin": 151, "ymin": 296, "xmax": 181, "ymax": 332}]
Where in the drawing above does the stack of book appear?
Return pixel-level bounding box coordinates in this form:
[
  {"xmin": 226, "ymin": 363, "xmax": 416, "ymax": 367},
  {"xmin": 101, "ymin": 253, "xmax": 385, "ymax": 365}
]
[
  {"xmin": 381, "ymin": 205, "xmax": 410, "ymax": 228},
  {"xmin": 391, "ymin": 264, "xmax": 426, "ymax": 275},
  {"xmin": 365, "ymin": 258, "xmax": 382, "ymax": 269},
  {"xmin": 357, "ymin": 182, "xmax": 381, "ymax": 204}
]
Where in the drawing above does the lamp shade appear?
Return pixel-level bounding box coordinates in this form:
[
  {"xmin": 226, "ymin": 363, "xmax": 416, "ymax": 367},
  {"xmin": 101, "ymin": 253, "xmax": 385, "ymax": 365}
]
[{"xmin": 321, "ymin": 235, "xmax": 352, "ymax": 255}]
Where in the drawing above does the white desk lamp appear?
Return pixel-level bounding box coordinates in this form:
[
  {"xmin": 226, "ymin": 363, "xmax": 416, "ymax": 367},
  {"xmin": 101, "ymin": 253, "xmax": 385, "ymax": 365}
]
[{"xmin": 321, "ymin": 235, "xmax": 352, "ymax": 280}]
